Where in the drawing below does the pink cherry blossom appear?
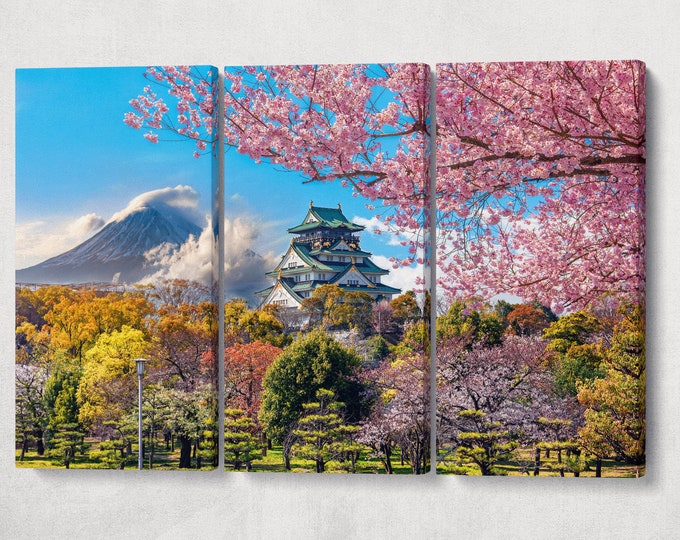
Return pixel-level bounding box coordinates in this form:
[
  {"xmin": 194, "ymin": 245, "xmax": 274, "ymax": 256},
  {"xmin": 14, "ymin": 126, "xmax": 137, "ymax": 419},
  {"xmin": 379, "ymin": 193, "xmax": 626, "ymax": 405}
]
[
  {"xmin": 124, "ymin": 66, "xmax": 218, "ymax": 157},
  {"xmin": 436, "ymin": 60, "xmax": 645, "ymax": 311},
  {"xmin": 125, "ymin": 62, "xmax": 645, "ymax": 312}
]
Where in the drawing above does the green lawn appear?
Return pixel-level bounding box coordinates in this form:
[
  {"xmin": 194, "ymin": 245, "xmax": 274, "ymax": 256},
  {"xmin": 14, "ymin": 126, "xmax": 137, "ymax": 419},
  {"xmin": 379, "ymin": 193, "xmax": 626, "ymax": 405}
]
[
  {"xmin": 436, "ymin": 446, "xmax": 644, "ymax": 477},
  {"xmin": 16, "ymin": 438, "xmax": 216, "ymax": 471},
  {"xmin": 226, "ymin": 445, "xmax": 422, "ymax": 474},
  {"xmin": 17, "ymin": 440, "xmax": 423, "ymax": 473}
]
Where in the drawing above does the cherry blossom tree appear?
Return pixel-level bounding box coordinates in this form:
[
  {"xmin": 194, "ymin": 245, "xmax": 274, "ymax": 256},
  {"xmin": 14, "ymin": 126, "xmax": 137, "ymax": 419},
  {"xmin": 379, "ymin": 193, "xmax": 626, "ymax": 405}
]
[
  {"xmin": 360, "ymin": 347, "xmax": 430, "ymax": 474},
  {"xmin": 126, "ymin": 64, "xmax": 430, "ymax": 271},
  {"xmin": 437, "ymin": 334, "xmax": 572, "ymax": 475},
  {"xmin": 436, "ymin": 60, "xmax": 645, "ymax": 312},
  {"xmin": 125, "ymin": 62, "xmax": 644, "ymax": 311},
  {"xmin": 124, "ymin": 66, "xmax": 217, "ymax": 158}
]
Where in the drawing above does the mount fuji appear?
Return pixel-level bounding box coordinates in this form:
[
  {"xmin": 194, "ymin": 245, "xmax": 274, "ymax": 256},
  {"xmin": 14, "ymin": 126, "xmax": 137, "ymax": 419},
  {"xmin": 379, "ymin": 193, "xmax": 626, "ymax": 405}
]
[{"xmin": 16, "ymin": 202, "xmax": 204, "ymax": 285}]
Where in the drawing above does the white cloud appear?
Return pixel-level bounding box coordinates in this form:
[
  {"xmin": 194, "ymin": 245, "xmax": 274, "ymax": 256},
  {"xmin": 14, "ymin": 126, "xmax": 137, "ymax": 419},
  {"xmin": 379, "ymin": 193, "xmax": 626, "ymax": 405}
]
[
  {"xmin": 372, "ymin": 254, "xmax": 426, "ymax": 295},
  {"xmin": 352, "ymin": 215, "xmax": 411, "ymax": 246},
  {"xmin": 110, "ymin": 184, "xmax": 202, "ymax": 225},
  {"xmin": 140, "ymin": 212, "xmax": 282, "ymax": 304},
  {"xmin": 16, "ymin": 214, "xmax": 105, "ymax": 269},
  {"xmin": 223, "ymin": 215, "xmax": 281, "ymax": 304},
  {"xmin": 141, "ymin": 220, "xmax": 215, "ymax": 285},
  {"xmin": 66, "ymin": 213, "xmax": 106, "ymax": 237}
]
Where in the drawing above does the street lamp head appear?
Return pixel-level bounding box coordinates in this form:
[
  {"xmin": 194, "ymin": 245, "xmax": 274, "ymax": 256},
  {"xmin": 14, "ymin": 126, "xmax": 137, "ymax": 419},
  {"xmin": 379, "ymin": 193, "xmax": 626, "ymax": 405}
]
[{"xmin": 135, "ymin": 358, "xmax": 148, "ymax": 376}]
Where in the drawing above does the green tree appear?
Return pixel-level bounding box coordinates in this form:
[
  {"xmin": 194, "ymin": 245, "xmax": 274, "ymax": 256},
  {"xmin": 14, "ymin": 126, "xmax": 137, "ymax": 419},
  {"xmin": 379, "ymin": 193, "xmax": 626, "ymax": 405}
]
[
  {"xmin": 224, "ymin": 299, "xmax": 290, "ymax": 347},
  {"xmin": 437, "ymin": 301, "xmax": 504, "ymax": 346},
  {"xmin": 43, "ymin": 356, "xmax": 86, "ymax": 468},
  {"xmin": 224, "ymin": 409, "xmax": 260, "ymax": 471},
  {"xmin": 290, "ymin": 389, "xmax": 361, "ymax": 473},
  {"xmin": 300, "ymin": 284, "xmax": 374, "ymax": 333},
  {"xmin": 44, "ymin": 356, "xmax": 82, "ymax": 444},
  {"xmin": 452, "ymin": 410, "xmax": 518, "ymax": 476},
  {"xmin": 543, "ymin": 311, "xmax": 602, "ymax": 352},
  {"xmin": 366, "ymin": 334, "xmax": 391, "ymax": 364},
  {"xmin": 391, "ymin": 320, "xmax": 430, "ymax": 357},
  {"xmin": 343, "ymin": 291, "xmax": 375, "ymax": 335},
  {"xmin": 48, "ymin": 422, "xmax": 86, "ymax": 469},
  {"xmin": 552, "ymin": 344, "xmax": 604, "ymax": 397},
  {"xmin": 162, "ymin": 386, "xmax": 215, "ymax": 469},
  {"xmin": 300, "ymin": 284, "xmax": 344, "ymax": 330},
  {"xmin": 578, "ymin": 306, "xmax": 645, "ymax": 477},
  {"xmin": 544, "ymin": 311, "xmax": 605, "ymax": 397},
  {"xmin": 76, "ymin": 325, "xmax": 148, "ymax": 433},
  {"xmin": 389, "ymin": 290, "xmax": 421, "ymax": 331},
  {"xmin": 536, "ymin": 417, "xmax": 580, "ymax": 477},
  {"xmin": 259, "ymin": 331, "xmax": 365, "ymax": 462},
  {"xmin": 89, "ymin": 417, "xmax": 137, "ymax": 469},
  {"xmin": 494, "ymin": 299, "xmax": 516, "ymax": 324}
]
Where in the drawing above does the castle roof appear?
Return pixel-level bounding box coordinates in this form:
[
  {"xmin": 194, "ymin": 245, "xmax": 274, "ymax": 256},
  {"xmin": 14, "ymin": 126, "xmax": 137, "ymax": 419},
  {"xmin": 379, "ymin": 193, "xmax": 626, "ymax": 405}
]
[
  {"xmin": 258, "ymin": 202, "xmax": 401, "ymax": 309},
  {"xmin": 288, "ymin": 202, "xmax": 364, "ymax": 234},
  {"xmin": 268, "ymin": 242, "xmax": 390, "ymax": 277}
]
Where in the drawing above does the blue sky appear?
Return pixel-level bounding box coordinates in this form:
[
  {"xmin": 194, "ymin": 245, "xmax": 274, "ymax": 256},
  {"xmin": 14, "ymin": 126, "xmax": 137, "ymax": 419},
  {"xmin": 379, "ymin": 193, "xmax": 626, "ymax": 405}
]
[
  {"xmin": 224, "ymin": 148, "xmax": 410, "ymax": 258},
  {"xmin": 16, "ymin": 66, "xmax": 215, "ymax": 269},
  {"xmin": 223, "ymin": 148, "xmax": 425, "ymax": 302},
  {"xmin": 221, "ymin": 63, "xmax": 427, "ymax": 301},
  {"xmin": 15, "ymin": 66, "xmax": 424, "ymax": 298}
]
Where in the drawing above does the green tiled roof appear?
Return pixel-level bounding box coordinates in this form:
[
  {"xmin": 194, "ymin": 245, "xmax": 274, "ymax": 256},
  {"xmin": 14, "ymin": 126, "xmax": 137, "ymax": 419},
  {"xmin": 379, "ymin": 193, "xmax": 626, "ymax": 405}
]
[
  {"xmin": 288, "ymin": 204, "xmax": 365, "ymax": 233},
  {"xmin": 338, "ymin": 283, "xmax": 401, "ymax": 295},
  {"xmin": 276, "ymin": 250, "xmax": 389, "ymax": 275},
  {"xmin": 271, "ymin": 243, "xmax": 334, "ymax": 275},
  {"xmin": 254, "ymin": 285, "xmax": 274, "ymax": 298}
]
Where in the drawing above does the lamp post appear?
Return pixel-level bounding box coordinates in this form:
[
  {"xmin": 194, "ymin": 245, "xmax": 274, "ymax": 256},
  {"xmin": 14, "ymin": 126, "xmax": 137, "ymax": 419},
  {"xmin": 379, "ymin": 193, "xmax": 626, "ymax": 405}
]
[{"xmin": 135, "ymin": 358, "xmax": 147, "ymax": 470}]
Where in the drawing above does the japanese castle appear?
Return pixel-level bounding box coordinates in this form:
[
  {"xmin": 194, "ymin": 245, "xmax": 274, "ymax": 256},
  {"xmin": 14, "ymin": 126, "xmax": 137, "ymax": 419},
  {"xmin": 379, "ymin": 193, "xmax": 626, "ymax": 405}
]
[{"xmin": 256, "ymin": 202, "xmax": 401, "ymax": 309}]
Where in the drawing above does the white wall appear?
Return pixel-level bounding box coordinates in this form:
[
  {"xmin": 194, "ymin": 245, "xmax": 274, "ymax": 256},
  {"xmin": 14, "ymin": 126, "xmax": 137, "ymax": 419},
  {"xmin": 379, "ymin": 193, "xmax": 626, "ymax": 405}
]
[{"xmin": 1, "ymin": 1, "xmax": 678, "ymax": 538}]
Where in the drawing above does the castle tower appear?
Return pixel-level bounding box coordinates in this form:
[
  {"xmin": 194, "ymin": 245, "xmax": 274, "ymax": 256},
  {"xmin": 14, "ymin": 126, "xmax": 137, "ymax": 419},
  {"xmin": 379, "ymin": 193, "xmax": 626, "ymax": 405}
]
[{"xmin": 256, "ymin": 202, "xmax": 401, "ymax": 309}]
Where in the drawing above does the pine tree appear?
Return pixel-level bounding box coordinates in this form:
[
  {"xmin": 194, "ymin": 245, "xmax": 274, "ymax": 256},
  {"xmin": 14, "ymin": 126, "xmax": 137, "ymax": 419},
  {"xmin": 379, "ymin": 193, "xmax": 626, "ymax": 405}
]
[
  {"xmin": 224, "ymin": 409, "xmax": 260, "ymax": 471},
  {"xmin": 290, "ymin": 389, "xmax": 361, "ymax": 473},
  {"xmin": 48, "ymin": 422, "xmax": 85, "ymax": 469}
]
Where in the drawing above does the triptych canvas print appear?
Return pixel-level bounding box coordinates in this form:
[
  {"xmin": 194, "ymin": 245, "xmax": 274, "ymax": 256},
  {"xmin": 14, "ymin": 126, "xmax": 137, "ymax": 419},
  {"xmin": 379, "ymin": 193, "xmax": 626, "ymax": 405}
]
[{"xmin": 15, "ymin": 60, "xmax": 645, "ymax": 477}]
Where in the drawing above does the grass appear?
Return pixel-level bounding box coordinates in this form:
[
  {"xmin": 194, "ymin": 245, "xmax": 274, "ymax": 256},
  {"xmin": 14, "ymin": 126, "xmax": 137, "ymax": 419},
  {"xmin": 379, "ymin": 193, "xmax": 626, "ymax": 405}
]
[
  {"xmin": 17, "ymin": 439, "xmax": 422, "ymax": 473},
  {"xmin": 21, "ymin": 440, "xmax": 643, "ymax": 477},
  {"xmin": 225, "ymin": 445, "xmax": 421, "ymax": 474},
  {"xmin": 436, "ymin": 446, "xmax": 645, "ymax": 477},
  {"xmin": 16, "ymin": 437, "xmax": 216, "ymax": 471}
]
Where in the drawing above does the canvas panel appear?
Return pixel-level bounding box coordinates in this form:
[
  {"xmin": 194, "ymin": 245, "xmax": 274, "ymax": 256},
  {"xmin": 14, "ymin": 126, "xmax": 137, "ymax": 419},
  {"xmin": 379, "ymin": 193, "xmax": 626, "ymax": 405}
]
[
  {"xmin": 222, "ymin": 64, "xmax": 432, "ymax": 474},
  {"xmin": 15, "ymin": 66, "xmax": 220, "ymax": 470},
  {"xmin": 434, "ymin": 60, "xmax": 646, "ymax": 477}
]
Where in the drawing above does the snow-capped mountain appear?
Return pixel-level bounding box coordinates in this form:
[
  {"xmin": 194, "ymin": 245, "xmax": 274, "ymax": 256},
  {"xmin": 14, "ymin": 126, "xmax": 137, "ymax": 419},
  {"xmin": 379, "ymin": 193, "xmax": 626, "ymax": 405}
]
[{"xmin": 16, "ymin": 203, "xmax": 203, "ymax": 285}]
